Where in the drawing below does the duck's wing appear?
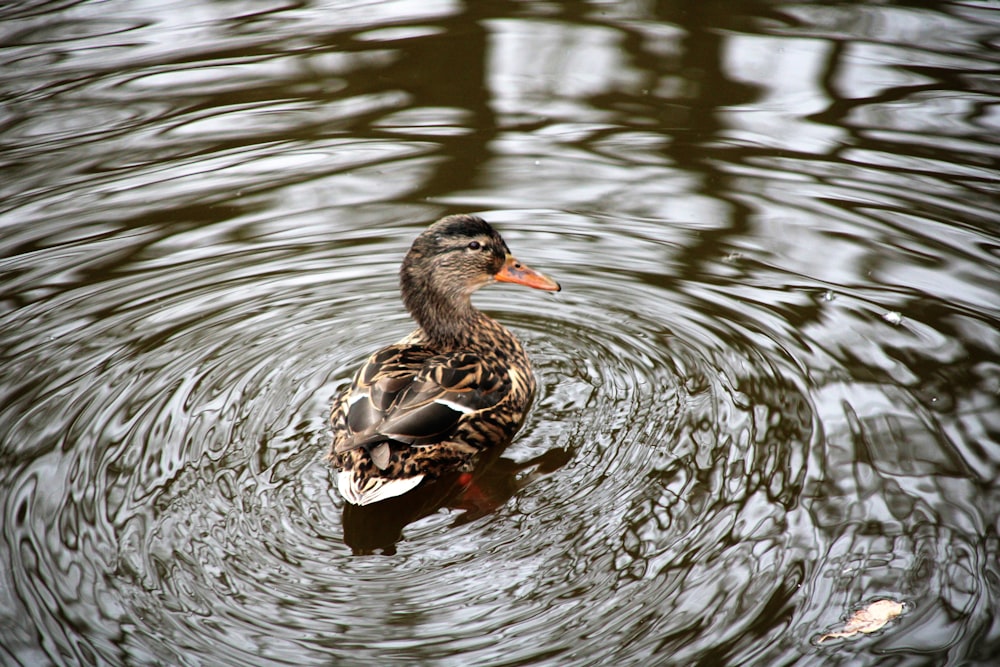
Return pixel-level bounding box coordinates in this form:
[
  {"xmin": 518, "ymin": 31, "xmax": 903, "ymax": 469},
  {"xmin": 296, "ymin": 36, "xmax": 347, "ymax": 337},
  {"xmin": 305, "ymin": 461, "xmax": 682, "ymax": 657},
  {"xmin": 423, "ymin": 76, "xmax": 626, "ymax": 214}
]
[
  {"xmin": 333, "ymin": 346, "xmax": 509, "ymax": 456},
  {"xmin": 333, "ymin": 344, "xmax": 435, "ymax": 440}
]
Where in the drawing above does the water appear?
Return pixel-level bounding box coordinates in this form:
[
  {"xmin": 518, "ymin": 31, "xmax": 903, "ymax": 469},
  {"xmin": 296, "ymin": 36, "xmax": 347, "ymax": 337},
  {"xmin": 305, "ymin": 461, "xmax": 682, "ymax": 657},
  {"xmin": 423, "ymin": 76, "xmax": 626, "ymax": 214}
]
[{"xmin": 1, "ymin": 1, "xmax": 998, "ymax": 665}]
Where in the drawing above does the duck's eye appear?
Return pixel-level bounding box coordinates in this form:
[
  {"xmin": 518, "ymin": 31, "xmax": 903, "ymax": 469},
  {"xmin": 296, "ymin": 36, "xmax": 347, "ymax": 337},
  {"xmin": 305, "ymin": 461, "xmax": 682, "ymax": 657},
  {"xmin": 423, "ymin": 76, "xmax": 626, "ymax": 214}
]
[{"xmin": 467, "ymin": 241, "xmax": 481, "ymax": 250}]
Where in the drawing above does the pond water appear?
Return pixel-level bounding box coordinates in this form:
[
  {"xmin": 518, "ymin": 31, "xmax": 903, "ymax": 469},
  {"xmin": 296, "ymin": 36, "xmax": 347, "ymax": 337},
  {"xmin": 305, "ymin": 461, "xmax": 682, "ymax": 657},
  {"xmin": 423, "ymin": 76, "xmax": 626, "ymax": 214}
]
[{"xmin": 1, "ymin": 0, "xmax": 998, "ymax": 665}]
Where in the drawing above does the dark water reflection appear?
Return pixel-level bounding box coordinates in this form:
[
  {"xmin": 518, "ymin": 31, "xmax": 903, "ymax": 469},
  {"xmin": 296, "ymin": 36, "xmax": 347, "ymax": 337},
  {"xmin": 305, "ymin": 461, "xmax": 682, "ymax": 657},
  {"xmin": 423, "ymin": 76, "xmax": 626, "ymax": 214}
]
[{"xmin": 2, "ymin": 1, "xmax": 999, "ymax": 665}]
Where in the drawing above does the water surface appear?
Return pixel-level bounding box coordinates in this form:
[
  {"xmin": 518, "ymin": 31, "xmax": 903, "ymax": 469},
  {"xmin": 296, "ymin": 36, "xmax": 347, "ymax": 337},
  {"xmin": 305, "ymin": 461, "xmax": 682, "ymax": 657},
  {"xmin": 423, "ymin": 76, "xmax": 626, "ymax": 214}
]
[{"xmin": 1, "ymin": 1, "xmax": 998, "ymax": 665}]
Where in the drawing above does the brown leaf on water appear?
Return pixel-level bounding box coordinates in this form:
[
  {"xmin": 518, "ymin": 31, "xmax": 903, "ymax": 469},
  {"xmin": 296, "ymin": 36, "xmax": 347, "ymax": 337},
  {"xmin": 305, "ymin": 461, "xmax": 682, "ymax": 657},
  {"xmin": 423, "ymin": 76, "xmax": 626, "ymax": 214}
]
[{"xmin": 816, "ymin": 599, "xmax": 905, "ymax": 645}]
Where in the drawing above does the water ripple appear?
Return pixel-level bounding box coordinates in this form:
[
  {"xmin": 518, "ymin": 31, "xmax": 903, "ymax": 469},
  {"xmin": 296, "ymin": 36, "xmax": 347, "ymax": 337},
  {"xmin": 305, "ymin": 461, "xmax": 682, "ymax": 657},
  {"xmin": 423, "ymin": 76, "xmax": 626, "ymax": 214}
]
[{"xmin": 2, "ymin": 1, "xmax": 999, "ymax": 665}]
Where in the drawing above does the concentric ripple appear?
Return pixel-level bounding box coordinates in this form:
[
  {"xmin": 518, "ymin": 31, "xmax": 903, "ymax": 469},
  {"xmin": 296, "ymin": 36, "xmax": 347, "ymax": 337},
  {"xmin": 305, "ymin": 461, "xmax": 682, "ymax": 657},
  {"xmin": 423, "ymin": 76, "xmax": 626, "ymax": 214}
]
[
  {"xmin": 3, "ymin": 199, "xmax": 996, "ymax": 664},
  {"xmin": 1, "ymin": 210, "xmax": 820, "ymax": 665}
]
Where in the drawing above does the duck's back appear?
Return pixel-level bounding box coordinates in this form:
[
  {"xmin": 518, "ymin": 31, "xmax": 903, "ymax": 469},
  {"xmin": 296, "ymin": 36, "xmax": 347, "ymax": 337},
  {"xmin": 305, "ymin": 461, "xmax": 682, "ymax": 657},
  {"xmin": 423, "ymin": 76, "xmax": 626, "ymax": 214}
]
[{"xmin": 330, "ymin": 320, "xmax": 536, "ymax": 505}]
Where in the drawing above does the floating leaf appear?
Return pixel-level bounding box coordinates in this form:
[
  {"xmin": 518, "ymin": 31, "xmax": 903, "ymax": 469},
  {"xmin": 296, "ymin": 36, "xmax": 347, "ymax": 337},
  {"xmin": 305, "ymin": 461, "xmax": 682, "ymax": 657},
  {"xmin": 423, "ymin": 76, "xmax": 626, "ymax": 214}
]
[{"xmin": 816, "ymin": 598, "xmax": 905, "ymax": 644}]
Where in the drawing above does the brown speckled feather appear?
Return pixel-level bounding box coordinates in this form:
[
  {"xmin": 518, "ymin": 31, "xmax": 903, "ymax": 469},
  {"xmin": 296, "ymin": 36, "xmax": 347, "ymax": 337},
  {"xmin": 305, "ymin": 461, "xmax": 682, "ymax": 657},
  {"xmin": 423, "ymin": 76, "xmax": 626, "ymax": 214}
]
[{"xmin": 330, "ymin": 321, "xmax": 535, "ymax": 505}]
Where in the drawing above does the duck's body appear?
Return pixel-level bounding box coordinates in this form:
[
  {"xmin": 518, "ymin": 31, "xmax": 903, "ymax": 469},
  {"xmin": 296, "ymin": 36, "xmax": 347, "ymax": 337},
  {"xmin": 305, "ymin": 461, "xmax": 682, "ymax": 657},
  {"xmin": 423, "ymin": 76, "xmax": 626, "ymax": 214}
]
[{"xmin": 330, "ymin": 215, "xmax": 559, "ymax": 506}]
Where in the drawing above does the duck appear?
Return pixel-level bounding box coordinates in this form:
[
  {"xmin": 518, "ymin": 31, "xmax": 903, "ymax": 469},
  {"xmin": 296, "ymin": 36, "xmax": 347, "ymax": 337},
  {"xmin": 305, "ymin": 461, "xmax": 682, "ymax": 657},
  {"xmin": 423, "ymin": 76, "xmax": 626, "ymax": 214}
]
[{"xmin": 329, "ymin": 214, "xmax": 561, "ymax": 506}]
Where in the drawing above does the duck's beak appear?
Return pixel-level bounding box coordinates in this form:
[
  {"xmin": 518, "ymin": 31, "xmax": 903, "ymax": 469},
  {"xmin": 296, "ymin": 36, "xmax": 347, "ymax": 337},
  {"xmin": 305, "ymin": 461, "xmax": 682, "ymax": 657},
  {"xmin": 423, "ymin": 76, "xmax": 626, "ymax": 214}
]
[{"xmin": 495, "ymin": 255, "xmax": 561, "ymax": 292}]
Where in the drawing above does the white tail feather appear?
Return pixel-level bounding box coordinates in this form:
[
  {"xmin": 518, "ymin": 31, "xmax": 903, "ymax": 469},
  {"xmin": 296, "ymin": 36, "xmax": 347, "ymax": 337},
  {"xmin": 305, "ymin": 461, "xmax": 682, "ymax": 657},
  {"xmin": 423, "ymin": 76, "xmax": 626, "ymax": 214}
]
[{"xmin": 338, "ymin": 470, "xmax": 425, "ymax": 506}]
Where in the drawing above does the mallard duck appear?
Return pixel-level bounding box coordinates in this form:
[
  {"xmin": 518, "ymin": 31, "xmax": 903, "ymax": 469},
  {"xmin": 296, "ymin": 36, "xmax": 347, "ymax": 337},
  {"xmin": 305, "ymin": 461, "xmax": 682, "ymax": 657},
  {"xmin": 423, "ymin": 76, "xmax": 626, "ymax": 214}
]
[{"xmin": 329, "ymin": 214, "xmax": 560, "ymax": 506}]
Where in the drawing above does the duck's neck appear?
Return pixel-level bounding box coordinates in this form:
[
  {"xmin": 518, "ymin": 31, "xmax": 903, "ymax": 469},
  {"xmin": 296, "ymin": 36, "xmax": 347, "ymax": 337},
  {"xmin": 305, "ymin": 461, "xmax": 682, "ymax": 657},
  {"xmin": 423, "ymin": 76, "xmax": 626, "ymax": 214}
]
[{"xmin": 401, "ymin": 270, "xmax": 489, "ymax": 350}]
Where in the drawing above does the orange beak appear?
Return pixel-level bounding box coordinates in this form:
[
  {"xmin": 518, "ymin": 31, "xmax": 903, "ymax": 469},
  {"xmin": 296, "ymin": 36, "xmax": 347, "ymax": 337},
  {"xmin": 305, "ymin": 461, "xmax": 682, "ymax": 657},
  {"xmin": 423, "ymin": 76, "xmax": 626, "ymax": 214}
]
[{"xmin": 494, "ymin": 255, "xmax": 561, "ymax": 292}]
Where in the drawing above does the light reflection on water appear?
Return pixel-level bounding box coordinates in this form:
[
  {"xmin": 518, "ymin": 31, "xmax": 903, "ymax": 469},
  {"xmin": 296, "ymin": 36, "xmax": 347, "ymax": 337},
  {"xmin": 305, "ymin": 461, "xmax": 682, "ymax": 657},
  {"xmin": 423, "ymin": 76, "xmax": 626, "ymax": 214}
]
[{"xmin": 1, "ymin": 1, "xmax": 998, "ymax": 665}]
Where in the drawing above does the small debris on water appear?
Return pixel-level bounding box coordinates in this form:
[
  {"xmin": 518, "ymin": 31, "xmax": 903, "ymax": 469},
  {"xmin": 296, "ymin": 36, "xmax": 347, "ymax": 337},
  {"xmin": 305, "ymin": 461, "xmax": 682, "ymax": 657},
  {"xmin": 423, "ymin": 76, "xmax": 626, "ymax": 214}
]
[
  {"xmin": 815, "ymin": 598, "xmax": 905, "ymax": 645},
  {"xmin": 883, "ymin": 311, "xmax": 903, "ymax": 326}
]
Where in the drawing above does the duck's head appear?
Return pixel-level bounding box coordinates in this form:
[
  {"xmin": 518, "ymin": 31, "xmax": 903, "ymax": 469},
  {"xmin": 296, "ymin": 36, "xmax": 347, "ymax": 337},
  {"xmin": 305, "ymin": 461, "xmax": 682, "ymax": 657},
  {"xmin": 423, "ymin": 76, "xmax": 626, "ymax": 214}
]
[{"xmin": 400, "ymin": 215, "xmax": 560, "ymax": 338}]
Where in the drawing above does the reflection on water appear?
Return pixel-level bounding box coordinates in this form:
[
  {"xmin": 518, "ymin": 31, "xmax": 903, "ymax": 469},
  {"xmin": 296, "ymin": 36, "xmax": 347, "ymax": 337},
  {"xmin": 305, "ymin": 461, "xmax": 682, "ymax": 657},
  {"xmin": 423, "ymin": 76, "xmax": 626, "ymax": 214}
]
[{"xmin": 1, "ymin": 0, "xmax": 998, "ymax": 665}]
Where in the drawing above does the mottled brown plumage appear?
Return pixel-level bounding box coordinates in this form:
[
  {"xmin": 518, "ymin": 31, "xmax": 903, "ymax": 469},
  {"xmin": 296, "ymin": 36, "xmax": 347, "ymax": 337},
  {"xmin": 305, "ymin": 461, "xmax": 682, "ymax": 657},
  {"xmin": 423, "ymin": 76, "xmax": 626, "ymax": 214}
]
[{"xmin": 329, "ymin": 215, "xmax": 560, "ymax": 505}]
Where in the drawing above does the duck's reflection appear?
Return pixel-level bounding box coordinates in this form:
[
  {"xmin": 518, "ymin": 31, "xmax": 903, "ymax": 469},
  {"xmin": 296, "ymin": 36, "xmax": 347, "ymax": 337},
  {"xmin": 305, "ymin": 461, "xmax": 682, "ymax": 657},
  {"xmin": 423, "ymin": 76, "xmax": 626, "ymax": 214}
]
[{"xmin": 341, "ymin": 447, "xmax": 571, "ymax": 555}]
